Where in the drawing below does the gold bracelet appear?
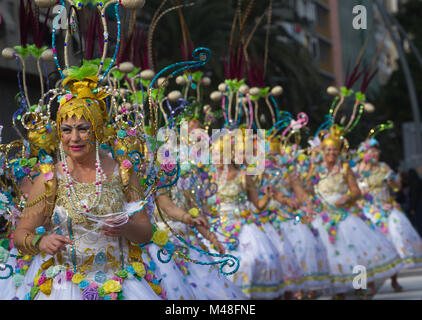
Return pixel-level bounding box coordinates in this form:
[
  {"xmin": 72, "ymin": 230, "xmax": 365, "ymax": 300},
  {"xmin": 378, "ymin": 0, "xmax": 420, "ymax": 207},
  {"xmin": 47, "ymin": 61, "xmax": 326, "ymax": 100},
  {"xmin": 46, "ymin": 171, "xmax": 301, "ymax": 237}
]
[
  {"xmin": 24, "ymin": 193, "xmax": 47, "ymax": 208},
  {"xmin": 23, "ymin": 233, "xmax": 36, "ymax": 255}
]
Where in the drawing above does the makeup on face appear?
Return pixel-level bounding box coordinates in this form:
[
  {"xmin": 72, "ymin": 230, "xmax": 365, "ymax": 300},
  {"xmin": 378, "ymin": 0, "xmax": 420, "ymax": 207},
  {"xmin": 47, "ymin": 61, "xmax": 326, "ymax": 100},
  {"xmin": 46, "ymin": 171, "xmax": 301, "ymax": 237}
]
[{"xmin": 61, "ymin": 117, "xmax": 94, "ymax": 154}]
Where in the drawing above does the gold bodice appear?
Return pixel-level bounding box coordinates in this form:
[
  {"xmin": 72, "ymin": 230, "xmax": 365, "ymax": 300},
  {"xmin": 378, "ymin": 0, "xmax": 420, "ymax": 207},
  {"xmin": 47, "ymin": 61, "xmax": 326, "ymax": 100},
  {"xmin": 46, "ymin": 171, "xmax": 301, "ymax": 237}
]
[{"xmin": 55, "ymin": 173, "xmax": 125, "ymax": 230}]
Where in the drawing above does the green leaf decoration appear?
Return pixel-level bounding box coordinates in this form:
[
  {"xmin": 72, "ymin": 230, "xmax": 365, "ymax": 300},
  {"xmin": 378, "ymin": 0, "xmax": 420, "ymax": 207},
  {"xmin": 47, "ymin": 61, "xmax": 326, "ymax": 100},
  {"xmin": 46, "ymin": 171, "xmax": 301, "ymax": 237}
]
[
  {"xmin": 224, "ymin": 79, "xmax": 245, "ymax": 92},
  {"xmin": 27, "ymin": 158, "xmax": 38, "ymax": 168},
  {"xmin": 0, "ymin": 239, "xmax": 9, "ymax": 250},
  {"xmin": 355, "ymin": 91, "xmax": 366, "ymax": 102},
  {"xmin": 149, "ymin": 88, "xmax": 165, "ymax": 102},
  {"xmin": 191, "ymin": 71, "xmax": 203, "ymax": 83},
  {"xmin": 67, "ymin": 61, "xmax": 98, "ymax": 80},
  {"xmin": 140, "ymin": 79, "xmax": 151, "ymax": 88},
  {"xmin": 128, "ymin": 67, "xmax": 141, "ymax": 78},
  {"xmin": 111, "ymin": 70, "xmax": 125, "ymax": 81},
  {"xmin": 259, "ymin": 87, "xmax": 270, "ymax": 98},
  {"xmin": 19, "ymin": 159, "xmax": 28, "ymax": 167},
  {"xmin": 13, "ymin": 46, "xmax": 30, "ymax": 58},
  {"xmin": 27, "ymin": 45, "xmax": 48, "ymax": 59},
  {"xmin": 340, "ymin": 86, "xmax": 354, "ymax": 97}
]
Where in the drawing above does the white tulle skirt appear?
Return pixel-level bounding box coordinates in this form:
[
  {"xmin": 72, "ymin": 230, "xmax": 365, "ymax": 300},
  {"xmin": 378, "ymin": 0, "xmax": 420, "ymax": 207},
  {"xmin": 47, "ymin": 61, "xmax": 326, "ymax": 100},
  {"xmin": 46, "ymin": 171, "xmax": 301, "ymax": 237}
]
[
  {"xmin": 261, "ymin": 222, "xmax": 304, "ymax": 294},
  {"xmin": 145, "ymin": 244, "xmax": 197, "ymax": 300},
  {"xmin": 0, "ymin": 250, "xmax": 162, "ymax": 300},
  {"xmin": 313, "ymin": 214, "xmax": 404, "ymax": 295},
  {"xmin": 214, "ymin": 221, "xmax": 284, "ymax": 300},
  {"xmin": 385, "ymin": 208, "xmax": 422, "ymax": 269},
  {"xmin": 176, "ymin": 247, "xmax": 247, "ymax": 300},
  {"xmin": 278, "ymin": 220, "xmax": 331, "ymax": 291}
]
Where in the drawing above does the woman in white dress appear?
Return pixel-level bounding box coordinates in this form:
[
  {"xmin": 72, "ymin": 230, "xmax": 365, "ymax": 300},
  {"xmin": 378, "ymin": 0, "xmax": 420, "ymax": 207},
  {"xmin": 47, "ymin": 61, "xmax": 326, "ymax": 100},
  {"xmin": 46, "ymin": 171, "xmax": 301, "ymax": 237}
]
[
  {"xmin": 356, "ymin": 139, "xmax": 422, "ymax": 291},
  {"xmin": 0, "ymin": 76, "xmax": 165, "ymax": 300},
  {"xmin": 308, "ymin": 127, "xmax": 403, "ymax": 299}
]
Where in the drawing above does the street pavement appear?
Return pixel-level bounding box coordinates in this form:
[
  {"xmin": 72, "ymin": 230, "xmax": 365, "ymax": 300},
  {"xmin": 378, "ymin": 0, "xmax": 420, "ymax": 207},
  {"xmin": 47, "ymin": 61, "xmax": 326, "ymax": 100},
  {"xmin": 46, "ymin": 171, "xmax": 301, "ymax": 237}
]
[{"xmin": 316, "ymin": 267, "xmax": 422, "ymax": 300}]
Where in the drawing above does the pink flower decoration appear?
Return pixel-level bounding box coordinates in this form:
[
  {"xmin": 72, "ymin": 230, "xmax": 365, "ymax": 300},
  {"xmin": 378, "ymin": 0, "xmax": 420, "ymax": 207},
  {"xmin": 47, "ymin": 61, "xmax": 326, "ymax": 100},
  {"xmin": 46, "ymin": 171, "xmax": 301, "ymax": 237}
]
[
  {"xmin": 65, "ymin": 270, "xmax": 74, "ymax": 281},
  {"xmin": 145, "ymin": 273, "xmax": 153, "ymax": 282},
  {"xmin": 89, "ymin": 282, "xmax": 99, "ymax": 289},
  {"xmin": 112, "ymin": 277, "xmax": 123, "ymax": 284},
  {"xmin": 110, "ymin": 293, "xmax": 118, "ymax": 300},
  {"xmin": 161, "ymin": 162, "xmax": 176, "ymax": 173},
  {"xmin": 38, "ymin": 275, "xmax": 47, "ymax": 285},
  {"xmin": 216, "ymin": 198, "xmax": 221, "ymax": 205},
  {"xmin": 122, "ymin": 160, "xmax": 132, "ymax": 169},
  {"xmin": 44, "ymin": 171, "xmax": 54, "ymax": 181},
  {"xmin": 126, "ymin": 129, "xmax": 137, "ymax": 137}
]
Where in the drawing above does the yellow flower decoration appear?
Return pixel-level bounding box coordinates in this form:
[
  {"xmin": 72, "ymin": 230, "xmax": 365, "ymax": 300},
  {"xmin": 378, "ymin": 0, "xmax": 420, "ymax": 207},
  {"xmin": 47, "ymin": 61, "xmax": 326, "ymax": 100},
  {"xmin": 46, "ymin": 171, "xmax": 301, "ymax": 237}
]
[
  {"xmin": 240, "ymin": 210, "xmax": 250, "ymax": 218},
  {"xmin": 188, "ymin": 208, "xmax": 199, "ymax": 218},
  {"xmin": 71, "ymin": 273, "xmax": 85, "ymax": 284},
  {"xmin": 39, "ymin": 279, "xmax": 52, "ymax": 296},
  {"xmin": 103, "ymin": 280, "xmax": 122, "ymax": 294},
  {"xmin": 34, "ymin": 274, "xmax": 41, "ymax": 287},
  {"xmin": 149, "ymin": 283, "xmax": 162, "ymax": 295},
  {"xmin": 132, "ymin": 262, "xmax": 146, "ymax": 278},
  {"xmin": 151, "ymin": 230, "xmax": 169, "ymax": 247},
  {"xmin": 297, "ymin": 154, "xmax": 307, "ymax": 162},
  {"xmin": 374, "ymin": 213, "xmax": 381, "ymax": 220},
  {"xmin": 22, "ymin": 255, "xmax": 32, "ymax": 262}
]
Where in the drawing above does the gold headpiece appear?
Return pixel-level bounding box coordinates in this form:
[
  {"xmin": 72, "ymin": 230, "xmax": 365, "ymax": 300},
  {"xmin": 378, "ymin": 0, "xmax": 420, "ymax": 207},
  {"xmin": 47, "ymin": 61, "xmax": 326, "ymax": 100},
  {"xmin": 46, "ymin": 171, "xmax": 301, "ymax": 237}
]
[
  {"xmin": 56, "ymin": 76, "xmax": 110, "ymax": 143},
  {"xmin": 321, "ymin": 125, "xmax": 344, "ymax": 149}
]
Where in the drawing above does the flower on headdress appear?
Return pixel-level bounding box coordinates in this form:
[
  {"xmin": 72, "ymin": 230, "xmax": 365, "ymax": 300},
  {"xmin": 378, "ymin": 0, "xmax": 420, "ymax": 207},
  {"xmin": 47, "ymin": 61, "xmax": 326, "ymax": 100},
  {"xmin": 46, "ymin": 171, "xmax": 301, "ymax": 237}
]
[
  {"xmin": 59, "ymin": 94, "xmax": 73, "ymax": 106},
  {"xmin": 122, "ymin": 159, "xmax": 132, "ymax": 169},
  {"xmin": 44, "ymin": 171, "xmax": 54, "ymax": 181},
  {"xmin": 126, "ymin": 129, "xmax": 137, "ymax": 137}
]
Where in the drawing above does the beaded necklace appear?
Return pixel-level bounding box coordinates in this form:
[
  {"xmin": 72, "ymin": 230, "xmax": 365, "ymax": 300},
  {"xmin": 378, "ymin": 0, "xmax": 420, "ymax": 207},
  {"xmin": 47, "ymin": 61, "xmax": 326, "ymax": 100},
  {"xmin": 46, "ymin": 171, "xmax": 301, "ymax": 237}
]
[{"xmin": 59, "ymin": 140, "xmax": 105, "ymax": 215}]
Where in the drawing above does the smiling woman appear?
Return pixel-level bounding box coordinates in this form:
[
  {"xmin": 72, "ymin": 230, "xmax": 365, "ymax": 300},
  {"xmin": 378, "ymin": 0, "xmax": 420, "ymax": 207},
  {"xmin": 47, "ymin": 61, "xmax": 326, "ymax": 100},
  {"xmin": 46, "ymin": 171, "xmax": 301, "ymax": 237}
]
[{"xmin": 4, "ymin": 75, "xmax": 161, "ymax": 300}]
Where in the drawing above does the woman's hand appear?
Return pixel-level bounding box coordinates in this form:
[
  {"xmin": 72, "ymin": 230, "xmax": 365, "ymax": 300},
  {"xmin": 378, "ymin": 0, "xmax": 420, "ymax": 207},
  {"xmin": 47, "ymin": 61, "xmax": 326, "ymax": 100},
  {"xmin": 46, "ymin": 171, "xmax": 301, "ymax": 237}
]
[
  {"xmin": 285, "ymin": 198, "xmax": 301, "ymax": 210},
  {"xmin": 334, "ymin": 195, "xmax": 351, "ymax": 208},
  {"xmin": 38, "ymin": 234, "xmax": 73, "ymax": 255},
  {"xmin": 213, "ymin": 239, "xmax": 226, "ymax": 255},
  {"xmin": 182, "ymin": 214, "xmax": 209, "ymax": 228}
]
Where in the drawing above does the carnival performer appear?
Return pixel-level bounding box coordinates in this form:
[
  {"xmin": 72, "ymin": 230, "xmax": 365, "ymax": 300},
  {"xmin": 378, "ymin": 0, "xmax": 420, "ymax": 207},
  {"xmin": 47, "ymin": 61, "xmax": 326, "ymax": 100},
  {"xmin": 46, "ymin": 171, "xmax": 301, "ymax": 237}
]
[
  {"xmin": 0, "ymin": 76, "xmax": 165, "ymax": 300},
  {"xmin": 246, "ymin": 136, "xmax": 304, "ymax": 300},
  {"xmin": 201, "ymin": 133, "xmax": 285, "ymax": 300},
  {"xmin": 308, "ymin": 126, "xmax": 403, "ymax": 299},
  {"xmin": 356, "ymin": 137, "xmax": 422, "ymax": 291},
  {"xmin": 266, "ymin": 139, "xmax": 331, "ymax": 299}
]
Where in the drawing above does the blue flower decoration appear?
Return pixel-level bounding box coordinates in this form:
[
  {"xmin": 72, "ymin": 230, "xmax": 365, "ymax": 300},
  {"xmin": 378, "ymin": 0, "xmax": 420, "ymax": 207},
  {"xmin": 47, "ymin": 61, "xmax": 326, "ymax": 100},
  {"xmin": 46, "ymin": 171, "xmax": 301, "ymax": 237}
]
[
  {"xmin": 117, "ymin": 130, "xmax": 127, "ymax": 139},
  {"xmin": 36, "ymin": 226, "xmax": 46, "ymax": 235},
  {"xmin": 52, "ymin": 212, "xmax": 61, "ymax": 225},
  {"xmin": 94, "ymin": 252, "xmax": 107, "ymax": 265},
  {"xmin": 23, "ymin": 293, "xmax": 31, "ymax": 300},
  {"xmin": 149, "ymin": 261, "xmax": 156, "ymax": 272},
  {"xmin": 164, "ymin": 242, "xmax": 175, "ymax": 254},
  {"xmin": 79, "ymin": 280, "xmax": 90, "ymax": 290},
  {"xmin": 126, "ymin": 266, "xmax": 135, "ymax": 275},
  {"xmin": 94, "ymin": 271, "xmax": 107, "ymax": 283}
]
